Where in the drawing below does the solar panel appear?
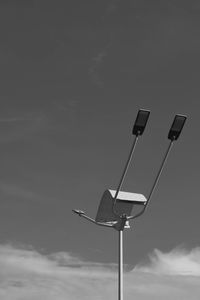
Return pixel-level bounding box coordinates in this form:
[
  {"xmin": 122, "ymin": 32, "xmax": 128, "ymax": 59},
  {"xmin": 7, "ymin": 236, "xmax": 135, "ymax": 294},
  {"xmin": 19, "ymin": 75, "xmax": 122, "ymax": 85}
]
[{"xmin": 95, "ymin": 189, "xmax": 147, "ymax": 223}]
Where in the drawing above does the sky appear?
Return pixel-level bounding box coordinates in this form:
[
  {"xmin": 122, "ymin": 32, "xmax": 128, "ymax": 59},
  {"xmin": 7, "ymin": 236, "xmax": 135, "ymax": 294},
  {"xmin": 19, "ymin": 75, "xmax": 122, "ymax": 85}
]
[{"xmin": 0, "ymin": 0, "xmax": 200, "ymax": 299}]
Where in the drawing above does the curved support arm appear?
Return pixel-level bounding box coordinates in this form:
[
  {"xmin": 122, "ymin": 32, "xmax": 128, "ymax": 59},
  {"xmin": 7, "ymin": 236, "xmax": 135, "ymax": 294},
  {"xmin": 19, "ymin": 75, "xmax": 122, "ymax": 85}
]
[
  {"xmin": 72, "ymin": 210, "xmax": 114, "ymax": 228},
  {"xmin": 112, "ymin": 135, "xmax": 139, "ymax": 217},
  {"xmin": 127, "ymin": 205, "xmax": 146, "ymax": 220},
  {"xmin": 127, "ymin": 140, "xmax": 174, "ymax": 221},
  {"xmin": 80, "ymin": 214, "xmax": 99, "ymax": 224},
  {"xmin": 81, "ymin": 214, "xmax": 114, "ymax": 228},
  {"xmin": 145, "ymin": 140, "xmax": 174, "ymax": 210}
]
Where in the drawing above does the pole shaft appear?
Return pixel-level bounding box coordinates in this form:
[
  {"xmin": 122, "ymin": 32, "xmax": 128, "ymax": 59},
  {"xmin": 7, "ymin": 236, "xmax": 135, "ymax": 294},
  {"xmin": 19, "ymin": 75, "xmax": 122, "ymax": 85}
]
[{"xmin": 118, "ymin": 230, "xmax": 123, "ymax": 300}]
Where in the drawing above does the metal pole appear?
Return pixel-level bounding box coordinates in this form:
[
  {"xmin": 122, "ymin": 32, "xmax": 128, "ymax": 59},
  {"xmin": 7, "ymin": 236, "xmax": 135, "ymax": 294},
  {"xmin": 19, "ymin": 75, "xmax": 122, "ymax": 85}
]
[{"xmin": 118, "ymin": 230, "xmax": 123, "ymax": 300}]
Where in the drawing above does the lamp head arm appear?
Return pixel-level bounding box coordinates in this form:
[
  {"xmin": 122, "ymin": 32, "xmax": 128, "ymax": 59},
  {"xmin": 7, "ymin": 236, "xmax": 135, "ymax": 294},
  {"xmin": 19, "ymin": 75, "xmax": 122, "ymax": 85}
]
[{"xmin": 72, "ymin": 209, "xmax": 113, "ymax": 228}]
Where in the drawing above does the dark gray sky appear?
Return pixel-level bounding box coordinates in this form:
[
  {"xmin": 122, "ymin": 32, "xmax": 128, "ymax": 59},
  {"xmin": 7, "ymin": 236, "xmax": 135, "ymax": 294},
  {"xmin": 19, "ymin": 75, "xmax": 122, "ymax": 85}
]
[{"xmin": 0, "ymin": 0, "xmax": 199, "ymax": 268}]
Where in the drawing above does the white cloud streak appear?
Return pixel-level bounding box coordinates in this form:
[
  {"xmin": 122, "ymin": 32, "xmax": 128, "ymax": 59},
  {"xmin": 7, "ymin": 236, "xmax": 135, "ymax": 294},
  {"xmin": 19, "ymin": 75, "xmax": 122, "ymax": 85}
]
[
  {"xmin": 89, "ymin": 0, "xmax": 121, "ymax": 87},
  {"xmin": 0, "ymin": 244, "xmax": 116, "ymax": 300},
  {"xmin": 0, "ymin": 112, "xmax": 47, "ymax": 143},
  {"xmin": 0, "ymin": 182, "xmax": 45, "ymax": 203},
  {"xmin": 0, "ymin": 117, "xmax": 30, "ymax": 123},
  {"xmin": 135, "ymin": 247, "xmax": 200, "ymax": 276},
  {"xmin": 0, "ymin": 244, "xmax": 200, "ymax": 300},
  {"xmin": 89, "ymin": 42, "xmax": 111, "ymax": 87},
  {"xmin": 104, "ymin": 0, "xmax": 121, "ymax": 17}
]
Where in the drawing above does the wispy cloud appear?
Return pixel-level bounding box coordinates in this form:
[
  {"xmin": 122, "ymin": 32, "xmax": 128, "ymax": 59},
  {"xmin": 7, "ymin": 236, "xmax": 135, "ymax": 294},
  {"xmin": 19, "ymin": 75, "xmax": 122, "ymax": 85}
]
[
  {"xmin": 103, "ymin": 0, "xmax": 121, "ymax": 18},
  {"xmin": 89, "ymin": 0, "xmax": 121, "ymax": 87},
  {"xmin": 0, "ymin": 117, "xmax": 30, "ymax": 123},
  {"xmin": 0, "ymin": 112, "xmax": 48, "ymax": 143},
  {"xmin": 0, "ymin": 244, "xmax": 200, "ymax": 300},
  {"xmin": 89, "ymin": 42, "xmax": 111, "ymax": 87},
  {"xmin": 135, "ymin": 247, "xmax": 200, "ymax": 276},
  {"xmin": 0, "ymin": 181, "xmax": 46, "ymax": 203},
  {"xmin": 0, "ymin": 244, "xmax": 116, "ymax": 300}
]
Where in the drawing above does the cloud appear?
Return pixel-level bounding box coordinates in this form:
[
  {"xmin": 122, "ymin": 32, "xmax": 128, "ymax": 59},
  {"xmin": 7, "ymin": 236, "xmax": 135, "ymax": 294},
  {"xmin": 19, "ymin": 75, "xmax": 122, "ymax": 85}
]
[
  {"xmin": 0, "ymin": 117, "xmax": 30, "ymax": 123},
  {"xmin": 135, "ymin": 247, "xmax": 200, "ymax": 276},
  {"xmin": 0, "ymin": 112, "xmax": 48, "ymax": 143},
  {"xmin": 89, "ymin": 42, "xmax": 111, "ymax": 87},
  {"xmin": 0, "ymin": 181, "xmax": 46, "ymax": 203},
  {"xmin": 0, "ymin": 244, "xmax": 116, "ymax": 300},
  {"xmin": 0, "ymin": 244, "xmax": 200, "ymax": 300},
  {"xmin": 104, "ymin": 0, "xmax": 121, "ymax": 16},
  {"xmin": 89, "ymin": 0, "xmax": 120, "ymax": 87}
]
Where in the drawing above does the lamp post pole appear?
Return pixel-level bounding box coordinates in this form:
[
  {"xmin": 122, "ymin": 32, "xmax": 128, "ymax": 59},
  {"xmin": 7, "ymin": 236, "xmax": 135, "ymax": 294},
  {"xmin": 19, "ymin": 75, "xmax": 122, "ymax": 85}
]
[
  {"xmin": 113, "ymin": 135, "xmax": 138, "ymax": 300},
  {"xmin": 118, "ymin": 230, "xmax": 123, "ymax": 300}
]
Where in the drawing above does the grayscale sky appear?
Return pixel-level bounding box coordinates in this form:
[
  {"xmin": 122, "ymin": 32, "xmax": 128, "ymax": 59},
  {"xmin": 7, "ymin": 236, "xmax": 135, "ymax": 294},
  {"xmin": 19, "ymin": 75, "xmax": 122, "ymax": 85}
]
[{"xmin": 0, "ymin": 1, "xmax": 200, "ymax": 299}]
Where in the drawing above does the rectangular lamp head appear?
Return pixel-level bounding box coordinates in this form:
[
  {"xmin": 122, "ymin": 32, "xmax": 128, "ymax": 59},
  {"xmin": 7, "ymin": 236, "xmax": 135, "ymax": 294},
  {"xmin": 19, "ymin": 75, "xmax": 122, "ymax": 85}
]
[
  {"xmin": 95, "ymin": 190, "xmax": 147, "ymax": 223},
  {"xmin": 168, "ymin": 114, "xmax": 187, "ymax": 141},
  {"xmin": 132, "ymin": 109, "xmax": 150, "ymax": 136}
]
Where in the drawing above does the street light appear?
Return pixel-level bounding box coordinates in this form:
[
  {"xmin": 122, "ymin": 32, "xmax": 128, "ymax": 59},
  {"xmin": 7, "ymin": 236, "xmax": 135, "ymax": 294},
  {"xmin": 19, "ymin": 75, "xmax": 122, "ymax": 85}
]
[
  {"xmin": 132, "ymin": 109, "xmax": 150, "ymax": 136},
  {"xmin": 168, "ymin": 114, "xmax": 187, "ymax": 141},
  {"xmin": 72, "ymin": 110, "xmax": 187, "ymax": 300}
]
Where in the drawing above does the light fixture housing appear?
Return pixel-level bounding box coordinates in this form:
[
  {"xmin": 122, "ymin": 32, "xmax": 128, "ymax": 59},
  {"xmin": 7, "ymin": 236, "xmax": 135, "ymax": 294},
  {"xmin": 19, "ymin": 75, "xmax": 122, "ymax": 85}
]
[
  {"xmin": 132, "ymin": 109, "xmax": 150, "ymax": 136},
  {"xmin": 95, "ymin": 189, "xmax": 147, "ymax": 223},
  {"xmin": 168, "ymin": 114, "xmax": 187, "ymax": 141}
]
